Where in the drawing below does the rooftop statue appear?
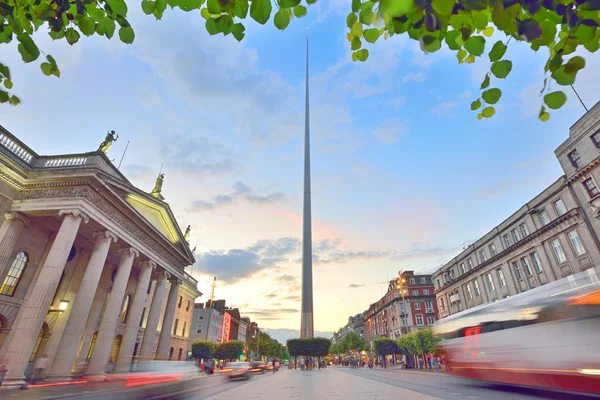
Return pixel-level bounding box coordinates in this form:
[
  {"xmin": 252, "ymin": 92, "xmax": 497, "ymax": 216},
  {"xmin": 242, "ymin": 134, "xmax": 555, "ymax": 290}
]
[
  {"xmin": 151, "ymin": 173, "xmax": 165, "ymax": 200},
  {"xmin": 184, "ymin": 225, "xmax": 191, "ymax": 242},
  {"xmin": 99, "ymin": 130, "xmax": 118, "ymax": 154}
]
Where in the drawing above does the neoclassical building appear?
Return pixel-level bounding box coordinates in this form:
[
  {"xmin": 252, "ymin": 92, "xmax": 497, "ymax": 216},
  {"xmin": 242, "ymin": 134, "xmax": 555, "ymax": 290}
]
[{"xmin": 0, "ymin": 126, "xmax": 201, "ymax": 389}]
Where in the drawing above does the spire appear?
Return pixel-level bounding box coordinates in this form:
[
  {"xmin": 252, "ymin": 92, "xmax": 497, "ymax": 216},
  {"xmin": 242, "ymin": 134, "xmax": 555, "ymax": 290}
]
[{"xmin": 300, "ymin": 29, "xmax": 314, "ymax": 339}]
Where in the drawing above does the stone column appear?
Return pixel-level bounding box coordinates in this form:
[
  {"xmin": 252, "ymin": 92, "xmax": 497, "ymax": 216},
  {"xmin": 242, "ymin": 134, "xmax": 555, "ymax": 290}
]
[
  {"xmin": 139, "ymin": 270, "xmax": 169, "ymax": 357},
  {"xmin": 0, "ymin": 212, "xmax": 30, "ymax": 286},
  {"xmin": 0, "ymin": 209, "xmax": 87, "ymax": 389},
  {"xmin": 47, "ymin": 231, "xmax": 118, "ymax": 380},
  {"xmin": 156, "ymin": 278, "xmax": 181, "ymax": 358},
  {"xmin": 113, "ymin": 261, "xmax": 155, "ymax": 372},
  {"xmin": 85, "ymin": 247, "xmax": 138, "ymax": 378}
]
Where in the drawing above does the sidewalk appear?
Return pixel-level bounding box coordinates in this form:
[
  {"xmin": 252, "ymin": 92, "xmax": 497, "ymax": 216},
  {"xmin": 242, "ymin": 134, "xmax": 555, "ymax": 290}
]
[{"xmin": 202, "ymin": 368, "xmax": 441, "ymax": 400}]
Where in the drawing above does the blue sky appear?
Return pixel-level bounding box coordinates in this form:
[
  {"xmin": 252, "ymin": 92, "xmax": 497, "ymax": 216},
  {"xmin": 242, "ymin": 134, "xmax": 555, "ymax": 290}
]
[{"xmin": 1, "ymin": 1, "xmax": 599, "ymax": 342}]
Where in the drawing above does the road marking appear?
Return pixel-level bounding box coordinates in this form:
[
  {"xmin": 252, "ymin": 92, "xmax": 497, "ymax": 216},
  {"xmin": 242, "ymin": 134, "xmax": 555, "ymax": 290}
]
[{"xmin": 468, "ymin": 397, "xmax": 479, "ymax": 399}]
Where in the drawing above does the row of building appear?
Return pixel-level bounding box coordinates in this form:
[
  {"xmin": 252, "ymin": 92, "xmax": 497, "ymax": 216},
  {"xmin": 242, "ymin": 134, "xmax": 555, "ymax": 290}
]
[
  {"xmin": 432, "ymin": 103, "xmax": 600, "ymax": 318},
  {"xmin": 333, "ymin": 270, "xmax": 440, "ymax": 349},
  {"xmin": 189, "ymin": 299, "xmax": 258, "ymax": 345},
  {"xmin": 0, "ymin": 126, "xmax": 259, "ymax": 389}
]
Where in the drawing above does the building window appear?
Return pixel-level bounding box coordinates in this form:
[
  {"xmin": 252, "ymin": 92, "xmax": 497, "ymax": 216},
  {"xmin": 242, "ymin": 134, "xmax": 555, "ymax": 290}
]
[
  {"xmin": 591, "ymin": 131, "xmax": 600, "ymax": 148},
  {"xmin": 186, "ymin": 300, "xmax": 190, "ymax": 311},
  {"xmin": 178, "ymin": 348, "xmax": 183, "ymax": 361},
  {"xmin": 100, "ymin": 287, "xmax": 112, "ymax": 319},
  {"xmin": 473, "ymin": 280, "xmax": 480, "ymax": 297},
  {"xmin": 489, "ymin": 243, "xmax": 496, "ymax": 256},
  {"xmin": 439, "ymin": 297, "xmax": 445, "ymax": 310},
  {"xmin": 584, "ymin": 177, "xmax": 600, "ymax": 199},
  {"xmin": 420, "ymin": 277, "xmax": 426, "ymax": 284},
  {"xmin": 511, "ymin": 229, "xmax": 520, "ymax": 243},
  {"xmin": 486, "ymin": 274, "xmax": 495, "ymax": 291},
  {"xmin": 412, "ymin": 289, "xmax": 419, "ymax": 296},
  {"xmin": 496, "ymin": 268, "xmax": 506, "ymax": 287},
  {"xmin": 568, "ymin": 149, "xmax": 582, "ymax": 168},
  {"xmin": 29, "ymin": 326, "xmax": 44, "ymax": 362},
  {"xmin": 178, "ymin": 295, "xmax": 183, "ymax": 308},
  {"xmin": 513, "ymin": 261, "xmax": 522, "ymax": 280},
  {"xmin": 467, "ymin": 258, "xmax": 474, "ymax": 269},
  {"xmin": 169, "ymin": 347, "xmax": 174, "ymax": 359},
  {"xmin": 140, "ymin": 307, "xmax": 146, "ymax": 327},
  {"xmin": 568, "ymin": 230, "xmax": 586, "ymax": 256},
  {"xmin": 425, "ymin": 300, "xmax": 433, "ymax": 310},
  {"xmin": 554, "ymin": 199, "xmax": 567, "ymax": 216},
  {"xmin": 521, "ymin": 257, "xmax": 533, "ymax": 276},
  {"xmin": 436, "ymin": 279, "xmax": 440, "ymax": 288},
  {"xmin": 399, "ymin": 303, "xmax": 405, "ymax": 312},
  {"xmin": 423, "ymin": 289, "xmax": 430, "ymax": 295},
  {"xmin": 530, "ymin": 252, "xmax": 543, "ymax": 273},
  {"xmin": 519, "ymin": 223, "xmax": 530, "ymax": 238},
  {"xmin": 466, "ymin": 283, "xmax": 473, "ymax": 300},
  {"xmin": 182, "ymin": 321, "xmax": 187, "ymax": 337},
  {"xmin": 197, "ymin": 326, "xmax": 202, "ymax": 334},
  {"xmin": 426, "ymin": 315, "xmax": 435, "ymax": 325},
  {"xmin": 199, "ymin": 315, "xmax": 204, "ymax": 320},
  {"xmin": 87, "ymin": 332, "xmax": 98, "ymax": 359},
  {"xmin": 479, "ymin": 250, "xmax": 487, "ymax": 262},
  {"xmin": 0, "ymin": 251, "xmax": 29, "ymax": 296},
  {"xmin": 460, "ymin": 263, "xmax": 466, "ymax": 274},
  {"xmin": 416, "ymin": 315, "xmax": 424, "ymax": 326},
  {"xmin": 414, "ymin": 301, "xmax": 421, "ymax": 310},
  {"xmin": 551, "ymin": 239, "xmax": 567, "ymax": 263},
  {"xmin": 539, "ymin": 209, "xmax": 551, "ymax": 226},
  {"xmin": 503, "ymin": 234, "xmax": 511, "ymax": 248},
  {"xmin": 109, "ymin": 335, "xmax": 122, "ymax": 363},
  {"xmin": 120, "ymin": 294, "xmax": 131, "ymax": 323},
  {"xmin": 173, "ymin": 318, "xmax": 179, "ymax": 335}
]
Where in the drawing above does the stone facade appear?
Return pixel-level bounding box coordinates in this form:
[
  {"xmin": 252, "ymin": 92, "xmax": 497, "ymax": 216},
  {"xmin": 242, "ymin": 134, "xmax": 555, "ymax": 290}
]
[
  {"xmin": 434, "ymin": 102, "xmax": 600, "ymax": 319},
  {"xmin": 332, "ymin": 314, "xmax": 364, "ymax": 344},
  {"xmin": 0, "ymin": 126, "xmax": 202, "ymax": 388}
]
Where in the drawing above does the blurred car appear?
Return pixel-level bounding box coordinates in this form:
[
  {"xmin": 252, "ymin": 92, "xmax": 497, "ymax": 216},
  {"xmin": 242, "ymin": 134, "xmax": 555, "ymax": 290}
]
[
  {"xmin": 250, "ymin": 361, "xmax": 266, "ymax": 373},
  {"xmin": 220, "ymin": 362, "xmax": 250, "ymax": 380},
  {"xmin": 266, "ymin": 361, "xmax": 280, "ymax": 371}
]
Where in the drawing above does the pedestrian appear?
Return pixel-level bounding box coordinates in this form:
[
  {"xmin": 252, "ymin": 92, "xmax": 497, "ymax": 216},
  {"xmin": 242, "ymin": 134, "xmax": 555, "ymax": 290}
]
[
  {"xmin": 272, "ymin": 358, "xmax": 277, "ymax": 373},
  {"xmin": 32, "ymin": 354, "xmax": 50, "ymax": 384},
  {"xmin": 300, "ymin": 357, "xmax": 305, "ymax": 371},
  {"xmin": 428, "ymin": 355, "xmax": 433, "ymax": 371},
  {"xmin": 433, "ymin": 356, "xmax": 440, "ymax": 373}
]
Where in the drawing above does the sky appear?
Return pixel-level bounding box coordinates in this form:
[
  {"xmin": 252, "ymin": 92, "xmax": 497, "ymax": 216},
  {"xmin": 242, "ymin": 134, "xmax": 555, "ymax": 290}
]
[{"xmin": 1, "ymin": 1, "xmax": 600, "ymax": 344}]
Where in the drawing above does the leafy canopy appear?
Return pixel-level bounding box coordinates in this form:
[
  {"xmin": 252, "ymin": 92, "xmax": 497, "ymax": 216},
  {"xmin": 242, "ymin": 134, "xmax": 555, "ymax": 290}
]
[
  {"xmin": 2, "ymin": 0, "xmax": 599, "ymax": 120},
  {"xmin": 191, "ymin": 340, "xmax": 216, "ymax": 360}
]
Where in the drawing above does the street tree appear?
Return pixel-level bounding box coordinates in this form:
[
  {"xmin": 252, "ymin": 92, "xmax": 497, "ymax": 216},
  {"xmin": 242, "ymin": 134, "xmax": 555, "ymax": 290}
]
[
  {"xmin": 2, "ymin": 0, "xmax": 598, "ymax": 119},
  {"xmin": 191, "ymin": 340, "xmax": 216, "ymax": 362},
  {"xmin": 213, "ymin": 340, "xmax": 245, "ymax": 363},
  {"xmin": 373, "ymin": 337, "xmax": 398, "ymax": 360}
]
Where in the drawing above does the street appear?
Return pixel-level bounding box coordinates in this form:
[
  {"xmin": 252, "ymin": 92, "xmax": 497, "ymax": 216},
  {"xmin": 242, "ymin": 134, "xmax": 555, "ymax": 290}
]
[{"xmin": 5, "ymin": 367, "xmax": 600, "ymax": 400}]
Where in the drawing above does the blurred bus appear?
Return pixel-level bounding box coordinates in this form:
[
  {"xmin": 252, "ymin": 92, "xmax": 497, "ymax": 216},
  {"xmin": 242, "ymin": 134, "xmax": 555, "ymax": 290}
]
[{"xmin": 433, "ymin": 267, "xmax": 600, "ymax": 395}]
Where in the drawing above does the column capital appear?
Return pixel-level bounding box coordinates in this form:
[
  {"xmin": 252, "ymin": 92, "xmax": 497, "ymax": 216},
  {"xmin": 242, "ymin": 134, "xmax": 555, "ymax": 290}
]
[
  {"xmin": 58, "ymin": 209, "xmax": 90, "ymax": 224},
  {"xmin": 170, "ymin": 277, "xmax": 182, "ymax": 286},
  {"xmin": 93, "ymin": 230, "xmax": 118, "ymax": 243},
  {"xmin": 120, "ymin": 247, "xmax": 140, "ymax": 258},
  {"xmin": 4, "ymin": 211, "xmax": 30, "ymax": 226},
  {"xmin": 157, "ymin": 269, "xmax": 170, "ymax": 281},
  {"xmin": 141, "ymin": 260, "xmax": 157, "ymax": 270}
]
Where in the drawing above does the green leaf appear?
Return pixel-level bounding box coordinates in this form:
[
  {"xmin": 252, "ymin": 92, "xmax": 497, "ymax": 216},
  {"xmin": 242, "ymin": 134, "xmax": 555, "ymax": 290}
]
[
  {"xmin": 293, "ymin": 5, "xmax": 307, "ymax": 17},
  {"xmin": 352, "ymin": 0, "xmax": 361, "ymax": 12},
  {"xmin": 480, "ymin": 74, "xmax": 490, "ymax": 89},
  {"xmin": 564, "ymin": 56, "xmax": 585, "ymax": 74},
  {"xmin": 205, "ymin": 17, "xmax": 218, "ymax": 34},
  {"xmin": 0, "ymin": 90, "xmax": 8, "ymax": 103},
  {"xmin": 482, "ymin": 88, "xmax": 502, "ymax": 104},
  {"xmin": 231, "ymin": 23, "xmax": 245, "ymax": 41},
  {"xmin": 234, "ymin": 0, "xmax": 249, "ymax": 18},
  {"xmin": 421, "ymin": 35, "xmax": 441, "ymax": 53},
  {"xmin": 351, "ymin": 36, "xmax": 361, "ymax": 50},
  {"xmin": 78, "ymin": 16, "xmax": 96, "ymax": 36},
  {"xmin": 207, "ymin": 0, "xmax": 221, "ymax": 14},
  {"xmin": 119, "ymin": 26, "xmax": 135, "ymax": 44},
  {"xmin": 17, "ymin": 34, "xmax": 40, "ymax": 63},
  {"xmin": 363, "ymin": 28, "xmax": 380, "ymax": 43},
  {"xmin": 356, "ymin": 48, "xmax": 369, "ymax": 61},
  {"xmin": 142, "ymin": 0, "xmax": 157, "ymax": 14},
  {"xmin": 347, "ymin": 13, "xmax": 358, "ymax": 28},
  {"xmin": 166, "ymin": 0, "xmax": 179, "ymax": 7},
  {"xmin": 483, "ymin": 27, "xmax": 494, "ymax": 37},
  {"xmin": 491, "ymin": 60, "xmax": 512, "ymax": 79},
  {"xmin": 465, "ymin": 54, "xmax": 475, "ymax": 63},
  {"xmin": 465, "ymin": 36, "xmax": 485, "ymax": 56},
  {"xmin": 518, "ymin": 18, "xmax": 542, "ymax": 41},
  {"xmin": 544, "ymin": 91, "xmax": 567, "ymax": 110},
  {"xmin": 471, "ymin": 10, "xmax": 488, "ymax": 29},
  {"xmin": 306, "ymin": 0, "xmax": 316, "ymax": 4},
  {"xmin": 488, "ymin": 40, "xmax": 506, "ymax": 62},
  {"xmin": 215, "ymin": 14, "xmax": 233, "ymax": 33},
  {"xmin": 201, "ymin": 7, "xmax": 212, "ymax": 19},
  {"xmin": 482, "ymin": 106, "xmax": 495, "ymax": 118},
  {"xmin": 98, "ymin": 17, "xmax": 116, "ymax": 38},
  {"xmin": 431, "ymin": 0, "xmax": 453, "ymax": 15},
  {"xmin": 379, "ymin": 0, "xmax": 414, "ymax": 22},
  {"xmin": 250, "ymin": 0, "xmax": 272, "ymax": 25},
  {"xmin": 457, "ymin": 48, "xmax": 466, "ymax": 63},
  {"xmin": 274, "ymin": 8, "xmax": 290, "ymax": 30},
  {"xmin": 107, "ymin": 0, "xmax": 128, "ymax": 16},
  {"xmin": 40, "ymin": 62, "xmax": 53, "ymax": 76},
  {"xmin": 0, "ymin": 63, "xmax": 11, "ymax": 81},
  {"xmin": 8, "ymin": 95, "xmax": 20, "ymax": 106},
  {"xmin": 359, "ymin": 8, "xmax": 374, "ymax": 24},
  {"xmin": 548, "ymin": 52, "xmax": 563, "ymax": 72},
  {"xmin": 3, "ymin": 79, "xmax": 12, "ymax": 89},
  {"xmin": 552, "ymin": 65, "xmax": 576, "ymax": 85},
  {"xmin": 351, "ymin": 22, "xmax": 363, "ymax": 37},
  {"xmin": 65, "ymin": 28, "xmax": 81, "ymax": 45},
  {"xmin": 471, "ymin": 99, "xmax": 481, "ymax": 110},
  {"xmin": 280, "ymin": 0, "xmax": 300, "ymax": 7},
  {"xmin": 153, "ymin": 0, "xmax": 168, "ymax": 19},
  {"xmin": 539, "ymin": 106, "xmax": 550, "ymax": 122},
  {"xmin": 445, "ymin": 30, "xmax": 460, "ymax": 50}
]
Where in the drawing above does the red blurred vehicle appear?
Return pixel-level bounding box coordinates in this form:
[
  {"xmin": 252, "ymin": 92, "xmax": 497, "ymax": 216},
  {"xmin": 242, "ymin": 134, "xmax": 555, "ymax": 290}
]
[{"xmin": 433, "ymin": 269, "xmax": 600, "ymax": 395}]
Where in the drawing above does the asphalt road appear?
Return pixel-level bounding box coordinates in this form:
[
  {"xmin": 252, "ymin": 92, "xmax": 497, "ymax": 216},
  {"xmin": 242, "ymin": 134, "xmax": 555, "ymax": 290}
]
[{"xmin": 337, "ymin": 367, "xmax": 600, "ymax": 400}]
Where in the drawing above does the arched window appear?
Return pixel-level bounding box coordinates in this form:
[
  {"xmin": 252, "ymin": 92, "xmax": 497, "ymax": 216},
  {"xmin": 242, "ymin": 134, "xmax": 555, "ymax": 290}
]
[
  {"xmin": 110, "ymin": 335, "xmax": 122, "ymax": 363},
  {"xmin": 87, "ymin": 331, "xmax": 98, "ymax": 359},
  {"xmin": 100, "ymin": 286, "xmax": 112, "ymax": 319},
  {"xmin": 0, "ymin": 251, "xmax": 29, "ymax": 296},
  {"xmin": 120, "ymin": 294, "xmax": 131, "ymax": 323}
]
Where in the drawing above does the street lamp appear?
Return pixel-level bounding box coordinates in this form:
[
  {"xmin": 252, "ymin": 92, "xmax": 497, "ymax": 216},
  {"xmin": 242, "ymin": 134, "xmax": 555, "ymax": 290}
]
[
  {"xmin": 396, "ymin": 272, "xmax": 407, "ymax": 301},
  {"xmin": 49, "ymin": 300, "xmax": 70, "ymax": 313}
]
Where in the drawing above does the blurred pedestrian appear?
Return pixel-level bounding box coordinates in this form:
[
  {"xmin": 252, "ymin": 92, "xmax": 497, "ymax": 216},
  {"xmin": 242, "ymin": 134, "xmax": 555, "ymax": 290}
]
[{"xmin": 433, "ymin": 356, "xmax": 440, "ymax": 372}]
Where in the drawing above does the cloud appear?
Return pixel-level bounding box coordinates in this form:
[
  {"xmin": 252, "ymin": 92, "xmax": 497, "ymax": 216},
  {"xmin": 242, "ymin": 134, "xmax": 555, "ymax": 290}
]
[
  {"xmin": 430, "ymin": 101, "xmax": 461, "ymax": 118},
  {"xmin": 349, "ymin": 284, "xmax": 364, "ymax": 288},
  {"xmin": 402, "ymin": 72, "xmax": 427, "ymax": 84},
  {"xmin": 263, "ymin": 328, "xmax": 334, "ymax": 343},
  {"xmin": 389, "ymin": 96, "xmax": 406, "ymax": 109},
  {"xmin": 139, "ymin": 88, "xmax": 163, "ymax": 108},
  {"xmin": 189, "ymin": 181, "xmax": 286, "ymax": 212},
  {"xmin": 194, "ymin": 237, "xmax": 301, "ymax": 282},
  {"xmin": 277, "ymin": 274, "xmax": 297, "ymax": 283},
  {"xmin": 372, "ymin": 119, "xmax": 407, "ymax": 144},
  {"xmin": 245, "ymin": 308, "xmax": 299, "ymax": 316},
  {"xmin": 264, "ymin": 291, "xmax": 279, "ymax": 299}
]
